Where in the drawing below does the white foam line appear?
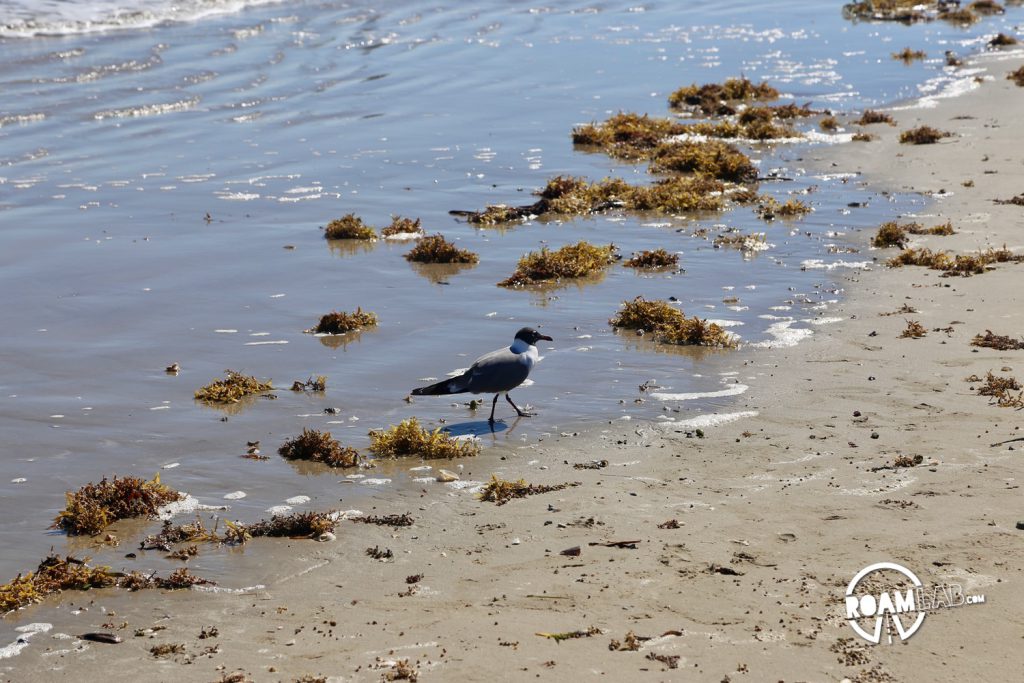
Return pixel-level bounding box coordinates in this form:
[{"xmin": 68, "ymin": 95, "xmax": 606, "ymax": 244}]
[
  {"xmin": 672, "ymin": 411, "xmax": 758, "ymax": 429},
  {"xmin": 0, "ymin": 624, "xmax": 52, "ymax": 660},
  {"xmin": 650, "ymin": 384, "xmax": 748, "ymax": 401},
  {"xmin": 244, "ymin": 340, "xmax": 288, "ymax": 345}
]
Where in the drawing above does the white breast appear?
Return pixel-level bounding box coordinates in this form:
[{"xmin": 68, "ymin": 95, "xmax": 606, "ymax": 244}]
[{"xmin": 510, "ymin": 339, "xmax": 540, "ymax": 369}]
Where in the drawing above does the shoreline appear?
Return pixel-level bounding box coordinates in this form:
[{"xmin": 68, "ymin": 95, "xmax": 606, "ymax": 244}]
[{"xmin": 5, "ymin": 53, "xmax": 1024, "ymax": 683}]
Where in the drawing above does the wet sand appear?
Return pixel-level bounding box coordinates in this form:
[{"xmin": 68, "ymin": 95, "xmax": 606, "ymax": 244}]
[{"xmin": 5, "ymin": 53, "xmax": 1024, "ymax": 683}]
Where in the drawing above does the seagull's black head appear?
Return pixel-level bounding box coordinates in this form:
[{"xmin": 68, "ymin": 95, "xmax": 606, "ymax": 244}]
[{"xmin": 514, "ymin": 327, "xmax": 553, "ymax": 345}]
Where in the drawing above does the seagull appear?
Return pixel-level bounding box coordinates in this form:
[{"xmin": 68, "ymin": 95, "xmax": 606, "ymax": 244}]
[{"xmin": 411, "ymin": 327, "xmax": 553, "ymax": 424}]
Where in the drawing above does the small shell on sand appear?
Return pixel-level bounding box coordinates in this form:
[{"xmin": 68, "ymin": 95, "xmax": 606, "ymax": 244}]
[{"xmin": 436, "ymin": 469, "xmax": 460, "ymax": 483}]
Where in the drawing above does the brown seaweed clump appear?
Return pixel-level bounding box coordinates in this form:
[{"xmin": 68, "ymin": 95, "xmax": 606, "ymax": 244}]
[
  {"xmin": 478, "ymin": 475, "xmax": 581, "ymax": 506},
  {"xmin": 684, "ymin": 117, "xmax": 799, "ymax": 141},
  {"xmin": 623, "ymin": 248, "xmax": 679, "ymax": 269},
  {"xmin": 461, "ymin": 174, "xmax": 726, "ymax": 225},
  {"xmin": 1, "ymin": 555, "xmax": 213, "ymax": 614},
  {"xmin": 938, "ymin": 7, "xmax": 979, "ymax": 24},
  {"xmin": 900, "ymin": 320, "xmax": 928, "ymax": 338},
  {"xmin": 609, "ymin": 296, "xmax": 737, "ymax": 348},
  {"xmin": 324, "ymin": 214, "xmax": 376, "ymax": 240},
  {"xmin": 53, "ymin": 474, "xmax": 182, "ymax": 536},
  {"xmin": 888, "ymin": 246, "xmax": 1023, "ymax": 276},
  {"xmin": 311, "ymin": 308, "xmax": 378, "ymax": 334},
  {"xmin": 907, "ymin": 220, "xmax": 955, "ymax": 236},
  {"xmin": 899, "ymin": 126, "xmax": 952, "ymax": 144},
  {"xmin": 140, "ymin": 519, "xmax": 218, "ymax": 552},
  {"xmin": 571, "ymin": 112, "xmax": 688, "ymax": 159},
  {"xmin": 380, "ymin": 216, "xmax": 425, "ymax": 239},
  {"xmin": 855, "ymin": 110, "xmax": 896, "ymax": 126},
  {"xmin": 498, "ymin": 241, "xmax": 618, "ymax": 287},
  {"xmin": 649, "ymin": 140, "xmax": 758, "ymax": 182},
  {"xmin": 241, "ymin": 511, "xmax": 338, "ymax": 540},
  {"xmin": 404, "ymin": 234, "xmax": 479, "ymax": 264},
  {"xmin": 755, "ymin": 196, "xmax": 812, "ymax": 221},
  {"xmin": 988, "ymin": 32, "xmax": 1019, "ymax": 47},
  {"xmin": 368, "ymin": 418, "xmax": 480, "ymax": 459},
  {"xmin": 278, "ymin": 428, "xmax": 360, "ymax": 468},
  {"xmin": 852, "ymin": 132, "xmax": 876, "ymax": 142},
  {"xmin": 842, "ymin": 1, "xmax": 928, "ymax": 23},
  {"xmin": 819, "ymin": 115, "xmax": 840, "ymax": 132},
  {"xmin": 195, "ymin": 370, "xmax": 274, "ymax": 404},
  {"xmin": 1008, "ymin": 66, "xmax": 1024, "ymax": 87},
  {"xmin": 892, "ymin": 47, "xmax": 927, "ymax": 63},
  {"xmin": 668, "ymin": 78, "xmax": 779, "ymax": 116},
  {"xmin": 968, "ymin": 1, "xmax": 1004, "ymax": 16},
  {"xmin": 872, "ymin": 221, "xmax": 911, "ymax": 248},
  {"xmin": 971, "ymin": 330, "xmax": 1024, "ymax": 351},
  {"xmin": 994, "ymin": 193, "xmax": 1024, "ymax": 205},
  {"xmin": 967, "ymin": 372, "xmax": 1023, "ymax": 408}
]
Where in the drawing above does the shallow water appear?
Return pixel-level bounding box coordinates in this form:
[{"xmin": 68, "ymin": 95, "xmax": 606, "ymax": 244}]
[{"xmin": 1, "ymin": 0, "xmax": 1022, "ymax": 624}]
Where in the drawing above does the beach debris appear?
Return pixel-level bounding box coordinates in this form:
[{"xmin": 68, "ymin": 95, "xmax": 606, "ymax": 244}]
[
  {"xmin": 498, "ymin": 241, "xmax": 618, "ymax": 287},
  {"xmin": 668, "ymin": 77, "xmax": 779, "ymax": 116},
  {"xmin": 900, "ymin": 320, "xmax": 928, "ymax": 338},
  {"xmin": 291, "ymin": 376, "xmax": 327, "ymax": 392},
  {"xmin": 971, "ymin": 330, "xmax": 1024, "ymax": 351},
  {"xmin": 969, "ymin": 0, "xmax": 1005, "ymax": 15},
  {"xmin": 381, "ymin": 659, "xmax": 419, "ymax": 681},
  {"xmin": 682, "ymin": 114, "xmax": 800, "ymax": 141},
  {"xmin": 535, "ymin": 627, "xmax": 601, "ymax": 643},
  {"xmin": 658, "ymin": 519, "xmax": 682, "ymax": 529},
  {"xmin": 572, "ymin": 459, "xmax": 609, "ymax": 470},
  {"xmin": 243, "ymin": 440, "xmax": 267, "ymax": 460},
  {"xmin": 278, "ymin": 428, "xmax": 360, "ymax": 468},
  {"xmin": 324, "ymin": 214, "xmax": 376, "ymax": 240},
  {"xmin": 714, "ymin": 231, "xmax": 769, "ymax": 254},
  {"xmin": 560, "ymin": 546, "xmax": 582, "ymax": 557},
  {"xmin": 854, "ymin": 110, "xmax": 895, "ymax": 126},
  {"xmin": 988, "ymin": 32, "xmax": 1019, "ymax": 47},
  {"xmin": 53, "ymin": 474, "xmax": 182, "ymax": 536},
  {"xmin": 380, "ymin": 215, "xmax": 424, "ymax": 239},
  {"xmin": 456, "ymin": 174, "xmax": 727, "ymax": 225},
  {"xmin": 1009, "ymin": 66, "xmax": 1024, "ymax": 87},
  {"xmin": 478, "ymin": 475, "xmax": 581, "ymax": 505},
  {"xmin": 967, "ymin": 372, "xmax": 1024, "ymax": 408},
  {"xmin": 887, "ymin": 246, "xmax": 1024, "ymax": 276},
  {"xmin": 404, "ymin": 234, "xmax": 479, "ymax": 264},
  {"xmin": 572, "ymin": 112, "xmax": 688, "ymax": 159},
  {"xmin": 589, "ymin": 540, "xmax": 640, "ymax": 549},
  {"xmin": 870, "ymin": 454, "xmax": 924, "ymax": 472},
  {"xmin": 646, "ymin": 652, "xmax": 681, "ymax": 669},
  {"xmin": 310, "ymin": 308, "xmax": 378, "ymax": 334},
  {"xmin": 610, "ymin": 296, "xmax": 736, "ymax": 348},
  {"xmin": 622, "ymin": 248, "xmax": 679, "ymax": 270},
  {"xmin": 755, "ymin": 196, "xmax": 812, "ymax": 221},
  {"xmin": 351, "ymin": 513, "xmax": 414, "ymax": 527},
  {"xmin": 852, "ymin": 132, "xmax": 876, "ymax": 142},
  {"xmin": 898, "ymin": 125, "xmax": 952, "ymax": 144},
  {"xmin": 708, "ymin": 563, "xmax": 743, "ymax": 576},
  {"xmin": 608, "ymin": 631, "xmax": 643, "ymax": 651},
  {"xmin": 939, "ymin": 6, "xmax": 980, "ymax": 23},
  {"xmin": 198, "ymin": 626, "xmax": 219, "ymax": 639},
  {"xmin": 369, "ymin": 418, "xmax": 479, "ymax": 459},
  {"xmin": 141, "ymin": 519, "xmax": 213, "ymax": 552},
  {"xmin": 365, "ymin": 546, "xmax": 393, "ymax": 560},
  {"xmin": 880, "ymin": 304, "xmax": 917, "ymax": 316},
  {"xmin": 165, "ymin": 363, "xmax": 180, "ymax": 375},
  {"xmin": 892, "ymin": 47, "xmax": 926, "ymax": 63},
  {"xmin": 79, "ymin": 632, "xmax": 122, "ymax": 644},
  {"xmin": 994, "ymin": 193, "xmax": 1024, "ymax": 205},
  {"xmin": 150, "ymin": 643, "xmax": 185, "ymax": 658},
  {"xmin": 195, "ymin": 370, "xmax": 274, "ymax": 404}
]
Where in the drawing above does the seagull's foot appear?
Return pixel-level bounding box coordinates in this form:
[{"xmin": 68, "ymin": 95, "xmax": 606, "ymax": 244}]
[{"xmin": 514, "ymin": 409, "xmax": 535, "ymax": 418}]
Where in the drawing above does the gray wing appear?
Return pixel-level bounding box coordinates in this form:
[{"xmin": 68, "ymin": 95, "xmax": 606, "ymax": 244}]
[{"xmin": 463, "ymin": 346, "xmax": 531, "ymax": 394}]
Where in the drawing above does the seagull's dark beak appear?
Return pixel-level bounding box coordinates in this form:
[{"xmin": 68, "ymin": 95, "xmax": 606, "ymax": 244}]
[{"xmin": 538, "ymin": 334, "xmax": 553, "ymax": 342}]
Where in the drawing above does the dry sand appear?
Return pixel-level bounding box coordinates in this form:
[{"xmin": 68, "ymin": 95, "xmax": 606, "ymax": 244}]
[{"xmin": 4, "ymin": 55, "xmax": 1024, "ymax": 683}]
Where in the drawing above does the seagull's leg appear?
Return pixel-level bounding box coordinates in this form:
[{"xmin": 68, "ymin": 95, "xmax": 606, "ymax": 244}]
[
  {"xmin": 505, "ymin": 393, "xmax": 534, "ymax": 418},
  {"xmin": 488, "ymin": 394, "xmax": 499, "ymax": 424}
]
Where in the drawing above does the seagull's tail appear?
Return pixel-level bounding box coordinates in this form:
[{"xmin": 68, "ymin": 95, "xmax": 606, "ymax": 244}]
[{"xmin": 411, "ymin": 373, "xmax": 470, "ymax": 396}]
